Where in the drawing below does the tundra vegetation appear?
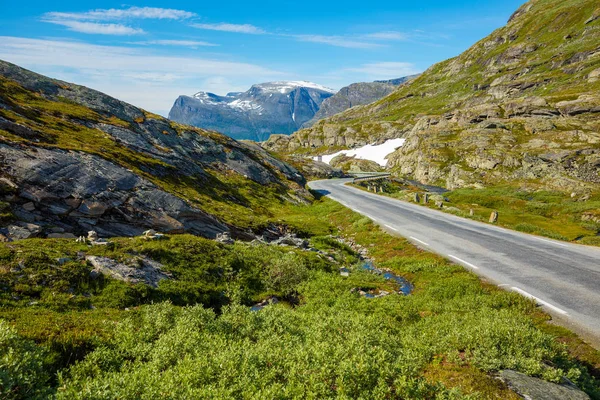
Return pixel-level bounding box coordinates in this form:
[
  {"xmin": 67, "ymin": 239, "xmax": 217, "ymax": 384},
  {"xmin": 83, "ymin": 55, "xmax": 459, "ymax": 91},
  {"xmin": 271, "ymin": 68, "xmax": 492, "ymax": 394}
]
[{"xmin": 2, "ymin": 198, "xmax": 600, "ymax": 399}]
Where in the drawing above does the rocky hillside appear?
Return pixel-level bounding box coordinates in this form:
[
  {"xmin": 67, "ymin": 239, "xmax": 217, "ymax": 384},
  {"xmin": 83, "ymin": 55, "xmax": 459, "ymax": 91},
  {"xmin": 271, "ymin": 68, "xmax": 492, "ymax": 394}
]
[
  {"xmin": 266, "ymin": 0, "xmax": 600, "ymax": 191},
  {"xmin": 0, "ymin": 60, "xmax": 309, "ymax": 241},
  {"xmin": 301, "ymin": 75, "xmax": 418, "ymax": 128},
  {"xmin": 168, "ymin": 81, "xmax": 335, "ymax": 141}
]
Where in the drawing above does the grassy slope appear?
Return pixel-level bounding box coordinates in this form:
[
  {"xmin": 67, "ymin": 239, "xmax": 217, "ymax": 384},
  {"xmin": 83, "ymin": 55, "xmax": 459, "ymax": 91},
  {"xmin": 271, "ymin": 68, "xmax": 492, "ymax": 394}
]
[
  {"xmin": 0, "ymin": 75, "xmax": 303, "ymax": 231},
  {"xmin": 2, "ymin": 198, "xmax": 599, "ymax": 398}
]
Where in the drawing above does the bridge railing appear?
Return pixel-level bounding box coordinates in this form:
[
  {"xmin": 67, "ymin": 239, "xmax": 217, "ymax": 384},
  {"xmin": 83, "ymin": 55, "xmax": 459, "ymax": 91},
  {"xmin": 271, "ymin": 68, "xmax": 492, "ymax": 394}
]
[{"xmin": 351, "ymin": 173, "xmax": 391, "ymax": 183}]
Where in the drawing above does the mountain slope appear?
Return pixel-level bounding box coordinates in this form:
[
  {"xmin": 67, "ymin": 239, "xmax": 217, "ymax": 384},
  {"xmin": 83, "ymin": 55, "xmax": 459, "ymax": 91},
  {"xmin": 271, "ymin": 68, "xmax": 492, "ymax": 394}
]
[
  {"xmin": 266, "ymin": 0, "xmax": 600, "ymax": 191},
  {"xmin": 302, "ymin": 75, "xmax": 419, "ymax": 128},
  {"xmin": 168, "ymin": 81, "xmax": 335, "ymax": 141},
  {"xmin": 0, "ymin": 60, "xmax": 308, "ymax": 241}
]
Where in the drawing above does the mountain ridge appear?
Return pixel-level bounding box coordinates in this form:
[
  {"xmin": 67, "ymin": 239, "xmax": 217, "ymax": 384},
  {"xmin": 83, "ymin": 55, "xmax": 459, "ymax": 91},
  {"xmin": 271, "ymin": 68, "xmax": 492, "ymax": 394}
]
[
  {"xmin": 168, "ymin": 81, "xmax": 335, "ymax": 141},
  {"xmin": 264, "ymin": 0, "xmax": 600, "ymax": 192},
  {"xmin": 301, "ymin": 75, "xmax": 419, "ymax": 128}
]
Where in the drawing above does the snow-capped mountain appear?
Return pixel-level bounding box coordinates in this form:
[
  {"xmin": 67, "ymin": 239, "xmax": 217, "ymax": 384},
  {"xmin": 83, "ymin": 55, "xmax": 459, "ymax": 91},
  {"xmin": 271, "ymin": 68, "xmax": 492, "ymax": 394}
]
[{"xmin": 168, "ymin": 81, "xmax": 336, "ymax": 141}]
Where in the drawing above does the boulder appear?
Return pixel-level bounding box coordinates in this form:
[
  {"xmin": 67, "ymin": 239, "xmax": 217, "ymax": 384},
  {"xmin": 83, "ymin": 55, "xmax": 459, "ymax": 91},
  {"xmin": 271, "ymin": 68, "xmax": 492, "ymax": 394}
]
[
  {"xmin": 86, "ymin": 255, "xmax": 171, "ymax": 288},
  {"xmin": 498, "ymin": 370, "xmax": 590, "ymax": 400},
  {"xmin": 6, "ymin": 222, "xmax": 42, "ymax": 240}
]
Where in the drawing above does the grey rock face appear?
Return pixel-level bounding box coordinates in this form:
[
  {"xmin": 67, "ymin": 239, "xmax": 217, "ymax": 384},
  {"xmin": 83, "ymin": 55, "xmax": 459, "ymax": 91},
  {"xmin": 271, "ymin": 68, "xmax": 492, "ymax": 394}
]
[
  {"xmin": 0, "ymin": 145, "xmax": 229, "ymax": 239},
  {"xmin": 169, "ymin": 82, "xmax": 335, "ymax": 141},
  {"xmin": 303, "ymin": 76, "xmax": 419, "ymax": 128},
  {"xmin": 86, "ymin": 255, "xmax": 171, "ymax": 288},
  {"xmin": 498, "ymin": 370, "xmax": 590, "ymax": 400}
]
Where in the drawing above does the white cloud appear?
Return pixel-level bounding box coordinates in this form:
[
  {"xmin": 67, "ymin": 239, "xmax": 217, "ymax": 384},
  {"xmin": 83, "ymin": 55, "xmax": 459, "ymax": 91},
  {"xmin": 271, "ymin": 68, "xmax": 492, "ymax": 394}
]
[
  {"xmin": 363, "ymin": 31, "xmax": 408, "ymax": 41},
  {"xmin": 190, "ymin": 23, "xmax": 265, "ymax": 34},
  {"xmin": 345, "ymin": 62, "xmax": 420, "ymax": 80},
  {"xmin": 43, "ymin": 20, "xmax": 145, "ymax": 35},
  {"xmin": 134, "ymin": 40, "xmax": 218, "ymax": 47},
  {"xmin": 44, "ymin": 7, "xmax": 196, "ymax": 21},
  {"xmin": 294, "ymin": 35, "xmax": 385, "ymax": 49},
  {"xmin": 0, "ymin": 36, "xmax": 283, "ymax": 115}
]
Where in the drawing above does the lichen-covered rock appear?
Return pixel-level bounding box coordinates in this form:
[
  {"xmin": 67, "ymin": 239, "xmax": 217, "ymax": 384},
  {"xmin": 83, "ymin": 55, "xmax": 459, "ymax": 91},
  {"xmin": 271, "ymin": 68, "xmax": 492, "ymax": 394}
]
[
  {"xmin": 86, "ymin": 255, "xmax": 171, "ymax": 288},
  {"xmin": 498, "ymin": 370, "xmax": 590, "ymax": 400}
]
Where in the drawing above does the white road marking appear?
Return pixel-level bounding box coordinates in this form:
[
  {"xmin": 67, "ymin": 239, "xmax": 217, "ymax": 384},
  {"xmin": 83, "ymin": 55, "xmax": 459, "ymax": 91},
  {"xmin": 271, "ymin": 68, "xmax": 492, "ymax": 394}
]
[
  {"xmin": 532, "ymin": 236, "xmax": 569, "ymax": 248},
  {"xmin": 448, "ymin": 255, "xmax": 480, "ymax": 270},
  {"xmin": 385, "ymin": 224, "xmax": 399, "ymax": 232},
  {"xmin": 510, "ymin": 287, "xmax": 569, "ymax": 315},
  {"xmin": 410, "ymin": 236, "xmax": 430, "ymax": 246}
]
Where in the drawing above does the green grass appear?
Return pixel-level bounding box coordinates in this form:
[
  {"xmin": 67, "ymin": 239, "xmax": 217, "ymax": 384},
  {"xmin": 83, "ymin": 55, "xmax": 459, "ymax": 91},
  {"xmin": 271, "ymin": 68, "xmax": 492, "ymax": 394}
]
[{"xmin": 1, "ymin": 198, "xmax": 600, "ymax": 398}]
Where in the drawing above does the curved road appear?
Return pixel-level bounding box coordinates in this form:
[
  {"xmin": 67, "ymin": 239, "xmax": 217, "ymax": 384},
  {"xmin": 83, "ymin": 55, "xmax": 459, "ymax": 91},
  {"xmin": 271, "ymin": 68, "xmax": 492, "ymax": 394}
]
[{"xmin": 309, "ymin": 179, "xmax": 600, "ymax": 343}]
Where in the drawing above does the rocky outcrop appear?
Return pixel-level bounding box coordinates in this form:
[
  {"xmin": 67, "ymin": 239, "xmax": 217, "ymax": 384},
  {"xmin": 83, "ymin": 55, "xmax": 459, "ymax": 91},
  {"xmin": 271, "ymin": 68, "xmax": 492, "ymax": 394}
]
[
  {"xmin": 169, "ymin": 82, "xmax": 335, "ymax": 141},
  {"xmin": 0, "ymin": 145, "xmax": 228, "ymax": 238},
  {"xmin": 0, "ymin": 60, "xmax": 310, "ymax": 241},
  {"xmin": 267, "ymin": 0, "xmax": 600, "ymax": 192},
  {"xmin": 302, "ymin": 76, "xmax": 418, "ymax": 128}
]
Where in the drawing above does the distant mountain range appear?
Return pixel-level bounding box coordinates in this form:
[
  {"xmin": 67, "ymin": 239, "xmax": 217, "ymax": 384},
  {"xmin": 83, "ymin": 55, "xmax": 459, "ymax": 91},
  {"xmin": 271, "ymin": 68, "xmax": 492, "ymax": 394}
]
[
  {"xmin": 168, "ymin": 77, "xmax": 416, "ymax": 141},
  {"xmin": 168, "ymin": 82, "xmax": 335, "ymax": 141}
]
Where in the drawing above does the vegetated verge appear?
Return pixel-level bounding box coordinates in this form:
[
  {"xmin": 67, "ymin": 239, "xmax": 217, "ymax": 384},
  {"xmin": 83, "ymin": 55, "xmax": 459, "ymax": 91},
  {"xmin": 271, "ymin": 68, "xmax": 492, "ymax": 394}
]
[
  {"xmin": 351, "ymin": 179, "xmax": 600, "ymax": 246},
  {"xmin": 1, "ymin": 197, "xmax": 599, "ymax": 399}
]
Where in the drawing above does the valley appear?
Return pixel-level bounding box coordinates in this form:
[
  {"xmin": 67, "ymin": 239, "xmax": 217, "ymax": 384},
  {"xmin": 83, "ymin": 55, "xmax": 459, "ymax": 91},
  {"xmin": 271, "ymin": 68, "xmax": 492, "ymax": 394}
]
[{"xmin": 0, "ymin": 0, "xmax": 599, "ymax": 398}]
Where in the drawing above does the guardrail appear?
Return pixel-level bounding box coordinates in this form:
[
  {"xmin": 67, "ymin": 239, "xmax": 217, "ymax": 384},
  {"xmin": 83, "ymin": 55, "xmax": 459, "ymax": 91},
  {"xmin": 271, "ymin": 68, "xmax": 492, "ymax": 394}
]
[{"xmin": 352, "ymin": 173, "xmax": 391, "ymax": 183}]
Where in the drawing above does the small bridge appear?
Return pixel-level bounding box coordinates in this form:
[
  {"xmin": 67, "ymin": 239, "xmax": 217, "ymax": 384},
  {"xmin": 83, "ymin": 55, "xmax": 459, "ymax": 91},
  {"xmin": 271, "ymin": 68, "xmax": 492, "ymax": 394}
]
[{"xmin": 349, "ymin": 172, "xmax": 391, "ymax": 184}]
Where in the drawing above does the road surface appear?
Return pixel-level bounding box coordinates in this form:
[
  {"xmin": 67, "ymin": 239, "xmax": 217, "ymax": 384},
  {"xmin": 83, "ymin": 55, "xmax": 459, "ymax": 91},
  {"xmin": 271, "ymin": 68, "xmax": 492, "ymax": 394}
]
[{"xmin": 309, "ymin": 178, "xmax": 600, "ymax": 343}]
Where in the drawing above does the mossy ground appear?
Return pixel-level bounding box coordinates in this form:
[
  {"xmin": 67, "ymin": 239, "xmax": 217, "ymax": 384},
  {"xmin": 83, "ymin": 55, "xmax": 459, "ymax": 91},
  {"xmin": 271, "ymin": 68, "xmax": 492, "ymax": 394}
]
[{"xmin": 2, "ymin": 197, "xmax": 599, "ymax": 398}]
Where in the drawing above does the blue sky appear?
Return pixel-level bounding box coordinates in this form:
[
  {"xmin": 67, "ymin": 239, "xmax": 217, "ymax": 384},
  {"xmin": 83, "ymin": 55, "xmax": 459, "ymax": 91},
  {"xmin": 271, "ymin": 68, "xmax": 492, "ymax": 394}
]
[{"xmin": 0, "ymin": 0, "xmax": 525, "ymax": 116}]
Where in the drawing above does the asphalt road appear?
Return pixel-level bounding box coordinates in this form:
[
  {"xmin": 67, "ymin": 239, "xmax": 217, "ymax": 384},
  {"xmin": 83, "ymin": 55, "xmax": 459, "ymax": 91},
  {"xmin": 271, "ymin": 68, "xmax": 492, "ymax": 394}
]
[{"xmin": 309, "ymin": 178, "xmax": 600, "ymax": 342}]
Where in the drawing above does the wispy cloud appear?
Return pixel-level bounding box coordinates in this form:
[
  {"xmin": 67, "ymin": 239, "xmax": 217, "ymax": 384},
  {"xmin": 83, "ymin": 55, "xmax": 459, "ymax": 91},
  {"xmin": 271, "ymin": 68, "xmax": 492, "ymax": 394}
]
[
  {"xmin": 134, "ymin": 40, "xmax": 218, "ymax": 47},
  {"xmin": 43, "ymin": 20, "xmax": 145, "ymax": 35},
  {"xmin": 345, "ymin": 62, "xmax": 420, "ymax": 80},
  {"xmin": 294, "ymin": 35, "xmax": 385, "ymax": 49},
  {"xmin": 44, "ymin": 7, "xmax": 196, "ymax": 21},
  {"xmin": 363, "ymin": 31, "xmax": 408, "ymax": 41},
  {"xmin": 190, "ymin": 23, "xmax": 266, "ymax": 34},
  {"xmin": 0, "ymin": 36, "xmax": 283, "ymax": 115}
]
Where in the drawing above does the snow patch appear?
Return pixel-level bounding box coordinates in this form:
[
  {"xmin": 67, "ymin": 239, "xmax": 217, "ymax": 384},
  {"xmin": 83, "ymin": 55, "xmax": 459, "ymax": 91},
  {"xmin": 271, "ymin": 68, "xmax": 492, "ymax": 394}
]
[
  {"xmin": 315, "ymin": 138, "xmax": 406, "ymax": 167},
  {"xmin": 255, "ymin": 81, "xmax": 336, "ymax": 94},
  {"xmin": 228, "ymin": 99, "xmax": 263, "ymax": 111}
]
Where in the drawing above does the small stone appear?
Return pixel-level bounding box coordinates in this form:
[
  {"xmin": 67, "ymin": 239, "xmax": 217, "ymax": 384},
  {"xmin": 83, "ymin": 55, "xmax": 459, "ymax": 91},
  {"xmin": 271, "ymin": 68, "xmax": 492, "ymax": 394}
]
[
  {"xmin": 75, "ymin": 236, "xmax": 87, "ymax": 243},
  {"xmin": 0, "ymin": 234, "xmax": 10, "ymax": 242},
  {"xmin": 0, "ymin": 177, "xmax": 18, "ymax": 189},
  {"xmin": 143, "ymin": 229, "xmax": 157, "ymax": 237},
  {"xmin": 56, "ymin": 257, "xmax": 72, "ymax": 265},
  {"xmin": 22, "ymin": 202, "xmax": 35, "ymax": 212},
  {"xmin": 87, "ymin": 231, "xmax": 98, "ymax": 241},
  {"xmin": 436, "ymin": 201, "xmax": 444, "ymax": 208},
  {"xmin": 215, "ymin": 232, "xmax": 234, "ymax": 245}
]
